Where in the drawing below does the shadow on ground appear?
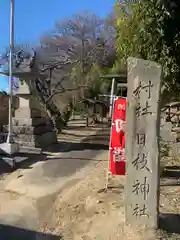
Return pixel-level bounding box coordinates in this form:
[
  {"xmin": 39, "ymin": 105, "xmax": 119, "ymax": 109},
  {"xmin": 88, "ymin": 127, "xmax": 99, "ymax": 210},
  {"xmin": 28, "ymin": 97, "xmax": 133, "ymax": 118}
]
[
  {"xmin": 60, "ymin": 131, "xmax": 109, "ymax": 139},
  {"xmin": 161, "ymin": 166, "xmax": 180, "ymax": 178},
  {"xmin": 43, "ymin": 125, "xmax": 110, "ymax": 153},
  {"xmin": 0, "ymin": 224, "xmax": 61, "ymax": 240},
  {"xmin": 160, "ymin": 166, "xmax": 180, "ymax": 186},
  {"xmin": 45, "ymin": 141, "xmax": 109, "ymax": 153},
  {"xmin": 0, "ymin": 124, "xmax": 109, "ymax": 177},
  {"xmin": 49, "ymin": 156, "xmax": 107, "ymax": 162},
  {"xmin": 159, "ymin": 213, "xmax": 180, "ymax": 235},
  {"xmin": 159, "ymin": 168, "xmax": 180, "ymax": 237},
  {"xmin": 0, "ymin": 152, "xmax": 46, "ymax": 175}
]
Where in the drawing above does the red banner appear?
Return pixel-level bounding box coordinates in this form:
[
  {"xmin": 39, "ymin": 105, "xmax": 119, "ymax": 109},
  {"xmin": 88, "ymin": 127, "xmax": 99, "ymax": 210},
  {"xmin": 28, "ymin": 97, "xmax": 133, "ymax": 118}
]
[{"xmin": 109, "ymin": 97, "xmax": 127, "ymax": 175}]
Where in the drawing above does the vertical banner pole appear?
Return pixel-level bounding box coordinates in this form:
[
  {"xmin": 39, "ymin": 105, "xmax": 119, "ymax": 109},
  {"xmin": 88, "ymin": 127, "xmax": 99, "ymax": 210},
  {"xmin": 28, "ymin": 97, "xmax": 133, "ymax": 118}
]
[
  {"xmin": 109, "ymin": 78, "xmax": 115, "ymax": 118},
  {"xmin": 105, "ymin": 96, "xmax": 116, "ymax": 190}
]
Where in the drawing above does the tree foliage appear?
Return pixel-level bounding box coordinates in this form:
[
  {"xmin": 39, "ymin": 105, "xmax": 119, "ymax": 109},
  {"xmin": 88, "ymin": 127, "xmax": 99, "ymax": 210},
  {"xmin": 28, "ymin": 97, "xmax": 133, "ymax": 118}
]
[{"xmin": 114, "ymin": 0, "xmax": 180, "ymax": 101}]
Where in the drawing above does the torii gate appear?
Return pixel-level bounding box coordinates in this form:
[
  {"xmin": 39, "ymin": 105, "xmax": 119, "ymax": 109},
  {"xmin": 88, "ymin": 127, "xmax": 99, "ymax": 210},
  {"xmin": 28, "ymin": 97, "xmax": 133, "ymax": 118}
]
[{"xmin": 100, "ymin": 73, "xmax": 127, "ymax": 118}]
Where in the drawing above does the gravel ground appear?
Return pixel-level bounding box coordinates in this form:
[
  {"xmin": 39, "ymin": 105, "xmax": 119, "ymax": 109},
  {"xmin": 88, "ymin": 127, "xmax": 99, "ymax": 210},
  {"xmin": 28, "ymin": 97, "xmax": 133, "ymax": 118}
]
[{"xmin": 38, "ymin": 149, "xmax": 180, "ymax": 240}]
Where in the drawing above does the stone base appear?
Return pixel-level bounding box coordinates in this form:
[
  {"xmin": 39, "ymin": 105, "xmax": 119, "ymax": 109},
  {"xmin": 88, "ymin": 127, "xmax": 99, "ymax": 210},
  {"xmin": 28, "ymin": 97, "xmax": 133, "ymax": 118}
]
[
  {"xmin": 0, "ymin": 142, "xmax": 19, "ymax": 155},
  {"xmin": 12, "ymin": 117, "xmax": 50, "ymax": 126},
  {"xmin": 15, "ymin": 131, "xmax": 57, "ymax": 148},
  {"xmin": 12, "ymin": 124, "xmax": 54, "ymax": 135},
  {"xmin": 10, "ymin": 113, "xmax": 58, "ymax": 149}
]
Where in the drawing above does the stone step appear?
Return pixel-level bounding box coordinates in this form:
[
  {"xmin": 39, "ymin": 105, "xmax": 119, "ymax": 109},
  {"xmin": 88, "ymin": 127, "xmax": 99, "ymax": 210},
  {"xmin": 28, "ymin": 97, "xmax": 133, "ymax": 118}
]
[
  {"xmin": 0, "ymin": 156, "xmax": 16, "ymax": 168},
  {"xmin": 19, "ymin": 146, "xmax": 42, "ymax": 154},
  {"xmin": 172, "ymin": 127, "xmax": 180, "ymax": 132},
  {"xmin": 165, "ymin": 110, "xmax": 180, "ymax": 116},
  {"xmin": 164, "ymin": 101, "xmax": 180, "ymax": 108}
]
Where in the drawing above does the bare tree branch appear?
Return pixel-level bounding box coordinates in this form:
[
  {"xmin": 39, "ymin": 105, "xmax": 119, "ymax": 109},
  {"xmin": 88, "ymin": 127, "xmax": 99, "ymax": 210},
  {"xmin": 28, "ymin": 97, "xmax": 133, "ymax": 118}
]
[
  {"xmin": 0, "ymin": 11, "xmax": 116, "ymax": 130},
  {"xmin": 45, "ymin": 85, "xmax": 86, "ymax": 104}
]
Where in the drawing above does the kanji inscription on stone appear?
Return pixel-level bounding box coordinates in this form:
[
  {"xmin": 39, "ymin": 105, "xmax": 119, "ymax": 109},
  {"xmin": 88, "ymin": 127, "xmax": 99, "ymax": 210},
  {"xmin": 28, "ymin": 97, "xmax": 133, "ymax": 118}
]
[{"xmin": 125, "ymin": 58, "xmax": 162, "ymax": 229}]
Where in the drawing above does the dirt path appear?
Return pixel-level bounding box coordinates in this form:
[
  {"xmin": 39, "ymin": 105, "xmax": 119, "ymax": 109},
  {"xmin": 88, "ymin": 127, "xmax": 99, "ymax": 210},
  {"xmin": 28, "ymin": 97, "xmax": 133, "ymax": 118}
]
[
  {"xmin": 0, "ymin": 121, "xmax": 109, "ymax": 239},
  {"xmin": 1, "ymin": 120, "xmax": 180, "ymax": 239},
  {"xmin": 40, "ymin": 152, "xmax": 143, "ymax": 240},
  {"xmin": 39, "ymin": 151, "xmax": 180, "ymax": 240}
]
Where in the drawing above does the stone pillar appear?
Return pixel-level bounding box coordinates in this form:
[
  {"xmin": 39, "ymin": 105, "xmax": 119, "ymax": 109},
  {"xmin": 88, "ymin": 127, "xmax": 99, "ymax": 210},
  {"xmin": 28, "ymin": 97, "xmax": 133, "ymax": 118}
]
[
  {"xmin": 125, "ymin": 58, "xmax": 162, "ymax": 229},
  {"xmin": 12, "ymin": 81, "xmax": 57, "ymax": 148}
]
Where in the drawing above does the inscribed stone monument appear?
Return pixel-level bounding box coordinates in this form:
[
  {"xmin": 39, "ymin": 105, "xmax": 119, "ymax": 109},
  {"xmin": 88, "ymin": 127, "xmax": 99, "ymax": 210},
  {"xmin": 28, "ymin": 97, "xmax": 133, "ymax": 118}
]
[{"xmin": 125, "ymin": 57, "xmax": 162, "ymax": 229}]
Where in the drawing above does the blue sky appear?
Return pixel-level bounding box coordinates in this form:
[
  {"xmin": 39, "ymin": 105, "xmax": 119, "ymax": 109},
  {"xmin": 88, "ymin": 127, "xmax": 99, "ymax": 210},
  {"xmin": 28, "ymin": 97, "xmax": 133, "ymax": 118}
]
[{"xmin": 0, "ymin": 0, "xmax": 115, "ymax": 91}]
